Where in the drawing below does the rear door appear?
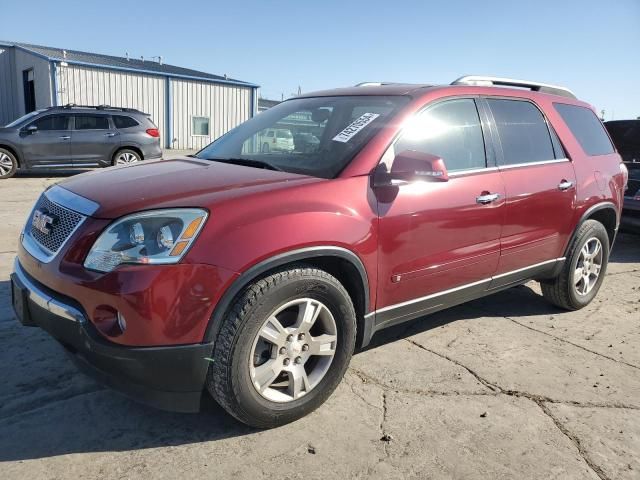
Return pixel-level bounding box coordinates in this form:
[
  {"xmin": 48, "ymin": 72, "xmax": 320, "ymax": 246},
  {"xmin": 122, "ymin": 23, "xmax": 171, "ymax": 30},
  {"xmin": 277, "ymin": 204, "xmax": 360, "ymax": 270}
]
[
  {"xmin": 20, "ymin": 114, "xmax": 72, "ymax": 167},
  {"xmin": 483, "ymin": 97, "xmax": 576, "ymax": 284},
  {"xmin": 71, "ymin": 114, "xmax": 120, "ymax": 166},
  {"xmin": 375, "ymin": 97, "xmax": 505, "ymax": 328}
]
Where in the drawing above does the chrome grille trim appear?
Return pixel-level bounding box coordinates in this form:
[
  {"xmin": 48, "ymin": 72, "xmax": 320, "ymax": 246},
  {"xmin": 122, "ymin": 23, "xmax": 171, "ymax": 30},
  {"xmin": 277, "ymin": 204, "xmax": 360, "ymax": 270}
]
[{"xmin": 21, "ymin": 187, "xmax": 92, "ymax": 263}]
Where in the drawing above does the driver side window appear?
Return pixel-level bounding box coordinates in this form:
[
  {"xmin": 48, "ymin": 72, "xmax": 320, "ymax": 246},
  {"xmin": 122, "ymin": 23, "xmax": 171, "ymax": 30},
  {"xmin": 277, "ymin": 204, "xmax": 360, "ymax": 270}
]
[{"xmin": 394, "ymin": 99, "xmax": 487, "ymax": 172}]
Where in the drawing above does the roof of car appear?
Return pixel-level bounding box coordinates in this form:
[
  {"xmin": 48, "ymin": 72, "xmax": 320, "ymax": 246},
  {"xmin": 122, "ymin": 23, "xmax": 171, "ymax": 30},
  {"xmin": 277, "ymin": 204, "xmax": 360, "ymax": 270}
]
[
  {"xmin": 299, "ymin": 84, "xmax": 434, "ymax": 98},
  {"xmin": 0, "ymin": 41, "xmax": 258, "ymax": 88},
  {"xmin": 297, "ymin": 77, "xmax": 581, "ymax": 101}
]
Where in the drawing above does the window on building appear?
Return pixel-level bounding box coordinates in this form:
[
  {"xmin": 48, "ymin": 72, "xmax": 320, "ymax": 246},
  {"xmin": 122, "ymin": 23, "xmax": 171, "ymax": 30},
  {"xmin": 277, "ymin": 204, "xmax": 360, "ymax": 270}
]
[
  {"xmin": 31, "ymin": 115, "xmax": 69, "ymax": 131},
  {"xmin": 394, "ymin": 98, "xmax": 487, "ymax": 172},
  {"xmin": 192, "ymin": 117, "xmax": 210, "ymax": 136},
  {"xmin": 74, "ymin": 115, "xmax": 110, "ymax": 130},
  {"xmin": 112, "ymin": 115, "xmax": 139, "ymax": 129},
  {"xmin": 555, "ymin": 104, "xmax": 614, "ymax": 156},
  {"xmin": 487, "ymin": 99, "xmax": 555, "ymax": 165}
]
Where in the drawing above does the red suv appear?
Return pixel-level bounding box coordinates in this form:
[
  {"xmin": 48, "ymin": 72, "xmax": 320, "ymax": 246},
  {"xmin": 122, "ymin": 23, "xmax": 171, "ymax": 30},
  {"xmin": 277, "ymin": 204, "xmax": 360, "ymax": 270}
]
[{"xmin": 11, "ymin": 76, "xmax": 627, "ymax": 428}]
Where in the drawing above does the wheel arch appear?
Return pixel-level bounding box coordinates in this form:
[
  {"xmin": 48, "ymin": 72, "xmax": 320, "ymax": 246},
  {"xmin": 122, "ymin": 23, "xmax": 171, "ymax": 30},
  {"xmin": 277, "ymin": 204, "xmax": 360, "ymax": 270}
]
[
  {"xmin": 204, "ymin": 246, "xmax": 373, "ymax": 349},
  {"xmin": 566, "ymin": 202, "xmax": 618, "ymax": 256}
]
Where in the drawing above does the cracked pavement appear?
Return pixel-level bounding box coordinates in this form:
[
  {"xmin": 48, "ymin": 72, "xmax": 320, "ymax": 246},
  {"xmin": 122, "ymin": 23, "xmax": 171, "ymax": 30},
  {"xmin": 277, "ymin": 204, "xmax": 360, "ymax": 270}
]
[{"xmin": 1, "ymin": 175, "xmax": 639, "ymax": 480}]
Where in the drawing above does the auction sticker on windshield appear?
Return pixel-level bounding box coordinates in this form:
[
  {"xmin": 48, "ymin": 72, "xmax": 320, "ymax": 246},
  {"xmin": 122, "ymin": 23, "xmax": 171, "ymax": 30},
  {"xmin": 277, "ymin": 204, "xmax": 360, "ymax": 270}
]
[{"xmin": 333, "ymin": 113, "xmax": 380, "ymax": 143}]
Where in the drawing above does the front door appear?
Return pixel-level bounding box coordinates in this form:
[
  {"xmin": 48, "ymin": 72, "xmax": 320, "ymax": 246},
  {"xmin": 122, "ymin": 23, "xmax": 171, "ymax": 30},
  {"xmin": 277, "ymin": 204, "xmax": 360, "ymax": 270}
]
[
  {"xmin": 20, "ymin": 114, "xmax": 72, "ymax": 167},
  {"xmin": 483, "ymin": 97, "xmax": 577, "ymax": 283},
  {"xmin": 71, "ymin": 114, "xmax": 120, "ymax": 166},
  {"xmin": 375, "ymin": 98, "xmax": 505, "ymax": 329}
]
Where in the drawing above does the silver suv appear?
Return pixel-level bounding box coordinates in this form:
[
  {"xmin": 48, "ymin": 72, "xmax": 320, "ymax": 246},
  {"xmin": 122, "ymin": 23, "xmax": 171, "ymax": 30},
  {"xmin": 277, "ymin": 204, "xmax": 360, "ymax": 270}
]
[{"xmin": 0, "ymin": 105, "xmax": 162, "ymax": 179}]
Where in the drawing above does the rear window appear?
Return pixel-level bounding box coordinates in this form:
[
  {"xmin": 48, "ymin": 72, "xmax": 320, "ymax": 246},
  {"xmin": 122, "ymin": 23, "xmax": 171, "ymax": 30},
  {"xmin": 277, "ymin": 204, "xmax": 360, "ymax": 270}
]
[
  {"xmin": 554, "ymin": 104, "xmax": 614, "ymax": 156},
  {"xmin": 112, "ymin": 115, "xmax": 139, "ymax": 129}
]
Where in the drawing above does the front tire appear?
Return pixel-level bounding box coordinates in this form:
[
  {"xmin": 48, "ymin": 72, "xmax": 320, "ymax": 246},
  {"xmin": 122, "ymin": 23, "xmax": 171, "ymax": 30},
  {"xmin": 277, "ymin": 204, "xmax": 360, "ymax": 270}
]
[
  {"xmin": 0, "ymin": 148, "xmax": 18, "ymax": 179},
  {"xmin": 541, "ymin": 219, "xmax": 610, "ymax": 310},
  {"xmin": 206, "ymin": 267, "xmax": 356, "ymax": 428}
]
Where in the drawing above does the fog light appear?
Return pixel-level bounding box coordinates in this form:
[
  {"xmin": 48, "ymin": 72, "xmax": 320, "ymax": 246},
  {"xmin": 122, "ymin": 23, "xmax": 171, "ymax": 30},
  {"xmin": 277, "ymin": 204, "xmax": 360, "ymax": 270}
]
[{"xmin": 93, "ymin": 306, "xmax": 126, "ymax": 337}]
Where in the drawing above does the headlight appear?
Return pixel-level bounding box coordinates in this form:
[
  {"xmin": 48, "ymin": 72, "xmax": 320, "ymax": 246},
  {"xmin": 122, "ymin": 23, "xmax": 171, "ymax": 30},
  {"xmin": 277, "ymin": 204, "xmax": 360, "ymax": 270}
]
[{"xmin": 84, "ymin": 208, "xmax": 208, "ymax": 273}]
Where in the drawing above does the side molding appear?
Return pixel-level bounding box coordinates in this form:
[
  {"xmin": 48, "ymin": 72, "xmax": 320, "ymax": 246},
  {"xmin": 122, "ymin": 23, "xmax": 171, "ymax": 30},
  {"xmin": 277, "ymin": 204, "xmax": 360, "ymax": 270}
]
[{"xmin": 204, "ymin": 246, "xmax": 371, "ymax": 344}]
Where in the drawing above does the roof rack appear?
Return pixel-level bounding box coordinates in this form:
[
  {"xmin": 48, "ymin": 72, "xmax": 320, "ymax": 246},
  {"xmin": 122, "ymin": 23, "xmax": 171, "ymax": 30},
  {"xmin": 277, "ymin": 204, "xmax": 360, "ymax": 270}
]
[
  {"xmin": 53, "ymin": 104, "xmax": 144, "ymax": 113},
  {"xmin": 451, "ymin": 76, "xmax": 577, "ymax": 99}
]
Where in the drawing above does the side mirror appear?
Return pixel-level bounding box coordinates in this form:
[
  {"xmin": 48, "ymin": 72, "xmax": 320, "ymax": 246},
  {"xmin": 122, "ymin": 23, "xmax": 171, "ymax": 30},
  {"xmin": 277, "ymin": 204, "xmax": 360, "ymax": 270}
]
[
  {"xmin": 374, "ymin": 150, "xmax": 449, "ymax": 187},
  {"xmin": 24, "ymin": 125, "xmax": 38, "ymax": 134}
]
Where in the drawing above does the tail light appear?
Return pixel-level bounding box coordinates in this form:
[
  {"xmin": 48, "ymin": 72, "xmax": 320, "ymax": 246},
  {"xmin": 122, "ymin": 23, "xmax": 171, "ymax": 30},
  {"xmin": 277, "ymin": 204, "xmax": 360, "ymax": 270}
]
[{"xmin": 146, "ymin": 128, "xmax": 160, "ymax": 138}]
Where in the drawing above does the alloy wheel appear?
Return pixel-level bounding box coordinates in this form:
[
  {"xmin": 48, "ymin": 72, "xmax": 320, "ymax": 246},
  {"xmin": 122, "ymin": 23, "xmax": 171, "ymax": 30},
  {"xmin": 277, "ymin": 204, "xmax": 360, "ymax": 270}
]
[
  {"xmin": 249, "ymin": 298, "xmax": 337, "ymax": 403},
  {"xmin": 116, "ymin": 152, "xmax": 139, "ymax": 165},
  {"xmin": 574, "ymin": 237, "xmax": 603, "ymax": 296},
  {"xmin": 0, "ymin": 152, "xmax": 14, "ymax": 176}
]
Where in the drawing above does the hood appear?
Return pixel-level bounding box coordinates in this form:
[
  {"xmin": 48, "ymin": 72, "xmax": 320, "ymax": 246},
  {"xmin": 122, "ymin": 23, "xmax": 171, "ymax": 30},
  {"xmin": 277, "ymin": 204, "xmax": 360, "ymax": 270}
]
[{"xmin": 58, "ymin": 157, "xmax": 319, "ymax": 219}]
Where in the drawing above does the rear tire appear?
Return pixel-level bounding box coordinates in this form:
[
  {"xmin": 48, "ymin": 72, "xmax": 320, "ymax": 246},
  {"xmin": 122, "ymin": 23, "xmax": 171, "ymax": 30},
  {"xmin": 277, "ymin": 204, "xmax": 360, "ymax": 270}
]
[
  {"xmin": 0, "ymin": 148, "xmax": 18, "ymax": 179},
  {"xmin": 206, "ymin": 266, "xmax": 356, "ymax": 428},
  {"xmin": 112, "ymin": 149, "xmax": 141, "ymax": 166},
  {"xmin": 261, "ymin": 142, "xmax": 270, "ymax": 153},
  {"xmin": 540, "ymin": 219, "xmax": 609, "ymax": 310}
]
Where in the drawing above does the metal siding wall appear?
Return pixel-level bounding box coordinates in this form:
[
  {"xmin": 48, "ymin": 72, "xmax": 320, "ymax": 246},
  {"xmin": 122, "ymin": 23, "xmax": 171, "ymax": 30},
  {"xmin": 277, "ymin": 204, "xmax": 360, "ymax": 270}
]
[
  {"xmin": 170, "ymin": 79, "xmax": 252, "ymax": 150},
  {"xmin": 0, "ymin": 47, "xmax": 19, "ymax": 125},
  {"xmin": 57, "ymin": 64, "xmax": 166, "ymax": 143},
  {"xmin": 12, "ymin": 49, "xmax": 53, "ymax": 114}
]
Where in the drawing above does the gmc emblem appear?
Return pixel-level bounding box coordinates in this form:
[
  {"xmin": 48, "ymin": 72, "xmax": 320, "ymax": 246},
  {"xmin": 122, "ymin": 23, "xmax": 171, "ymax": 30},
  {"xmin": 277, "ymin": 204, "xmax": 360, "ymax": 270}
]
[{"xmin": 32, "ymin": 210, "xmax": 55, "ymax": 235}]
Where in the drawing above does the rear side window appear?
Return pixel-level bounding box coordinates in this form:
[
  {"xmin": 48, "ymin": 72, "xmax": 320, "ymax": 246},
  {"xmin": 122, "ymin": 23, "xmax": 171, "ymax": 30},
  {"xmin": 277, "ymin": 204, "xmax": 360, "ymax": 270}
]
[
  {"xmin": 395, "ymin": 98, "xmax": 487, "ymax": 172},
  {"xmin": 555, "ymin": 104, "xmax": 614, "ymax": 156},
  {"xmin": 112, "ymin": 115, "xmax": 139, "ymax": 129},
  {"xmin": 487, "ymin": 99, "xmax": 555, "ymax": 165},
  {"xmin": 31, "ymin": 115, "xmax": 68, "ymax": 131},
  {"xmin": 74, "ymin": 115, "xmax": 110, "ymax": 130}
]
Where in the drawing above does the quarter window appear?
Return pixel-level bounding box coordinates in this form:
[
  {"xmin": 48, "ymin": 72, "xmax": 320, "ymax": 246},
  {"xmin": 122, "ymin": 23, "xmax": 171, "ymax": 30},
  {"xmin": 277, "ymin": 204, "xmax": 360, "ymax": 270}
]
[
  {"xmin": 74, "ymin": 115, "xmax": 110, "ymax": 130},
  {"xmin": 192, "ymin": 116, "xmax": 210, "ymax": 136},
  {"xmin": 555, "ymin": 104, "xmax": 614, "ymax": 156},
  {"xmin": 112, "ymin": 115, "xmax": 139, "ymax": 129},
  {"xmin": 31, "ymin": 115, "xmax": 68, "ymax": 131},
  {"xmin": 395, "ymin": 98, "xmax": 487, "ymax": 172},
  {"xmin": 487, "ymin": 99, "xmax": 555, "ymax": 166}
]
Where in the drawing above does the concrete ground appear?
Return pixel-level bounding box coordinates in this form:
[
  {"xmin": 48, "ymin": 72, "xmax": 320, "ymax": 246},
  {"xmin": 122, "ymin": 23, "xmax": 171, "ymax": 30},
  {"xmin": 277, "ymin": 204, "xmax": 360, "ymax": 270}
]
[{"xmin": 0, "ymin": 172, "xmax": 639, "ymax": 480}]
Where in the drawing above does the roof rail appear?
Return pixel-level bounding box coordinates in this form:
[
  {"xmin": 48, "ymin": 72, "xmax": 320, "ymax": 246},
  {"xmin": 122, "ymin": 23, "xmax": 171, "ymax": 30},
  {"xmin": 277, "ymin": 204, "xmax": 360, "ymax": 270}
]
[
  {"xmin": 451, "ymin": 76, "xmax": 577, "ymax": 99},
  {"xmin": 57, "ymin": 104, "xmax": 144, "ymax": 113}
]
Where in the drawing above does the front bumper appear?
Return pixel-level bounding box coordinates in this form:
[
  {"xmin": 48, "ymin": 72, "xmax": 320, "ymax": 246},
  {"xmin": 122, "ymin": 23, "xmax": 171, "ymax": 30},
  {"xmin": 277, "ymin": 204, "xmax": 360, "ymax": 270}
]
[{"xmin": 11, "ymin": 259, "xmax": 213, "ymax": 413}]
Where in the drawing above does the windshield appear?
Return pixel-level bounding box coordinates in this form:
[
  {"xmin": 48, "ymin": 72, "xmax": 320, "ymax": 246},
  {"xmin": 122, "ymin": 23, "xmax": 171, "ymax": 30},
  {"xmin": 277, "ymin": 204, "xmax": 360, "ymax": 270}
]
[
  {"xmin": 196, "ymin": 95, "xmax": 409, "ymax": 178},
  {"xmin": 5, "ymin": 110, "xmax": 44, "ymax": 128}
]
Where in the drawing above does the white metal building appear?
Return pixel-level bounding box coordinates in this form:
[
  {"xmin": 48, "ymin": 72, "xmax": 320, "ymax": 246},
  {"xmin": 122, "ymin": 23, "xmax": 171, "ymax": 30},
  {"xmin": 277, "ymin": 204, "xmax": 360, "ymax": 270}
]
[{"xmin": 0, "ymin": 42, "xmax": 258, "ymax": 149}]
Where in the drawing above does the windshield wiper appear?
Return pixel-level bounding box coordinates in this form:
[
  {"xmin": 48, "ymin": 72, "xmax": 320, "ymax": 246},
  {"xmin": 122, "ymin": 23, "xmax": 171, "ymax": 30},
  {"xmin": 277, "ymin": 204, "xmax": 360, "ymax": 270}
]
[{"xmin": 201, "ymin": 157, "xmax": 283, "ymax": 171}]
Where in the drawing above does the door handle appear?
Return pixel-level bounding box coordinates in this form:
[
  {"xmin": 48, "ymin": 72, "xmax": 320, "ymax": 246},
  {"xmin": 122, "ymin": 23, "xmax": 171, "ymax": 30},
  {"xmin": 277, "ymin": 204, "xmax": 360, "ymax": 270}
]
[
  {"xmin": 105, "ymin": 132, "xmax": 117, "ymax": 137},
  {"xmin": 558, "ymin": 180, "xmax": 574, "ymax": 191},
  {"xmin": 476, "ymin": 193, "xmax": 501, "ymax": 205},
  {"xmin": 59, "ymin": 135, "xmax": 70, "ymax": 140}
]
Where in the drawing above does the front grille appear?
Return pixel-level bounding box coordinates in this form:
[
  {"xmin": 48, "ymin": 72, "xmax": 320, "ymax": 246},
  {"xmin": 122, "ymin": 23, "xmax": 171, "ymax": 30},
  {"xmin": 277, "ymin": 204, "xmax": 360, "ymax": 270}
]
[{"xmin": 27, "ymin": 194, "xmax": 84, "ymax": 254}]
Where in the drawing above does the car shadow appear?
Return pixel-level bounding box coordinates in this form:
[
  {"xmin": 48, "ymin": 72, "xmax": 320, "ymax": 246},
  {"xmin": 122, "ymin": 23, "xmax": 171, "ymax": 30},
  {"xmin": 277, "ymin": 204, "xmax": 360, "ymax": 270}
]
[
  {"xmin": 0, "ymin": 233, "xmax": 637, "ymax": 461},
  {"xmin": 15, "ymin": 169, "xmax": 91, "ymax": 178}
]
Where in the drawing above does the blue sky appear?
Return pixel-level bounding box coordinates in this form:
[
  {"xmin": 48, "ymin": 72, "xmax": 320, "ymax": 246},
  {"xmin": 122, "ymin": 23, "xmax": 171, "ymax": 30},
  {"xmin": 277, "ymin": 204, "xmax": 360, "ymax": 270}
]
[{"xmin": 3, "ymin": 0, "xmax": 639, "ymax": 119}]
